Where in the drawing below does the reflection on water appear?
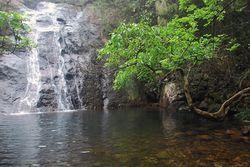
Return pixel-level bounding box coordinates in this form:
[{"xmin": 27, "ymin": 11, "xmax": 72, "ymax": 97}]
[{"xmin": 0, "ymin": 108, "xmax": 249, "ymax": 166}]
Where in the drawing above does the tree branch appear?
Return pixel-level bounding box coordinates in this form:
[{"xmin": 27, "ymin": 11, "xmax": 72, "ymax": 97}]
[{"xmin": 183, "ymin": 67, "xmax": 250, "ymax": 120}]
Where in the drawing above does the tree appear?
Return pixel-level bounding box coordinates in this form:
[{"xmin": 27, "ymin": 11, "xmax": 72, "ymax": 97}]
[
  {"xmin": 0, "ymin": 11, "xmax": 32, "ymax": 54},
  {"xmin": 99, "ymin": 0, "xmax": 250, "ymax": 120},
  {"xmin": 94, "ymin": 0, "xmax": 157, "ymax": 36}
]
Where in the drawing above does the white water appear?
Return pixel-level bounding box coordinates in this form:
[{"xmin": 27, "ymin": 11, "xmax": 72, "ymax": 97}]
[
  {"xmin": 19, "ymin": 2, "xmax": 73, "ymax": 112},
  {"xmin": 18, "ymin": 7, "xmax": 41, "ymax": 112}
]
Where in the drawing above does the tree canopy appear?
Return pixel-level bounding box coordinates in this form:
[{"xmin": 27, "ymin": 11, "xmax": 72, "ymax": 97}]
[
  {"xmin": 98, "ymin": 0, "xmax": 237, "ymax": 91},
  {"xmin": 0, "ymin": 11, "xmax": 32, "ymax": 54}
]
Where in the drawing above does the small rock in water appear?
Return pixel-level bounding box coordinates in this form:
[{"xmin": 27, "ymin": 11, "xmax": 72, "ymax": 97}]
[{"xmin": 81, "ymin": 150, "xmax": 90, "ymax": 154}]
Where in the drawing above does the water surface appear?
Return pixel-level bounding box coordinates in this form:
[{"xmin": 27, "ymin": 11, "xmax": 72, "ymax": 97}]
[{"xmin": 0, "ymin": 108, "xmax": 249, "ymax": 166}]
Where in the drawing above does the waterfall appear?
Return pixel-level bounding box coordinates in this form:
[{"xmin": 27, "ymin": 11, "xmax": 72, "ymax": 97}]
[
  {"xmin": 18, "ymin": 7, "xmax": 41, "ymax": 112},
  {"xmin": 0, "ymin": 1, "xmax": 106, "ymax": 114},
  {"xmin": 0, "ymin": 0, "xmax": 107, "ymax": 114},
  {"xmin": 19, "ymin": 2, "xmax": 73, "ymax": 112}
]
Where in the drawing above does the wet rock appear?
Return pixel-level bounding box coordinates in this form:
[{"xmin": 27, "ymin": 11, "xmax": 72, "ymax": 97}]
[
  {"xmin": 226, "ymin": 129, "xmax": 241, "ymax": 136},
  {"xmin": 225, "ymin": 129, "xmax": 249, "ymax": 142},
  {"xmin": 0, "ymin": 53, "xmax": 27, "ymax": 113},
  {"xmin": 198, "ymin": 100, "xmax": 208, "ymax": 110},
  {"xmin": 36, "ymin": 15, "xmax": 53, "ymax": 26},
  {"xmin": 208, "ymin": 103, "xmax": 221, "ymax": 113},
  {"xmin": 160, "ymin": 82, "xmax": 178, "ymax": 108},
  {"xmin": 233, "ymin": 156, "xmax": 241, "ymax": 162},
  {"xmin": 196, "ymin": 134, "xmax": 213, "ymax": 141},
  {"xmin": 56, "ymin": 18, "xmax": 66, "ymax": 24},
  {"xmin": 241, "ymin": 126, "xmax": 250, "ymax": 136},
  {"xmin": 37, "ymin": 88, "xmax": 57, "ymax": 108},
  {"xmin": 230, "ymin": 135, "xmax": 249, "ymax": 143},
  {"xmin": 177, "ymin": 105, "xmax": 190, "ymax": 112},
  {"xmin": 213, "ymin": 130, "xmax": 225, "ymax": 137},
  {"xmin": 240, "ymin": 136, "xmax": 249, "ymax": 142}
]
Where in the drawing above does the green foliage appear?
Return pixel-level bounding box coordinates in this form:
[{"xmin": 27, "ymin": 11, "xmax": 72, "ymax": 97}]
[
  {"xmin": 99, "ymin": 22, "xmax": 166, "ymax": 90},
  {"xmin": 226, "ymin": 39, "xmax": 240, "ymax": 52},
  {"xmin": 99, "ymin": 0, "xmax": 227, "ymax": 91},
  {"xmin": 0, "ymin": 11, "xmax": 32, "ymax": 54},
  {"xmin": 236, "ymin": 108, "xmax": 250, "ymax": 121}
]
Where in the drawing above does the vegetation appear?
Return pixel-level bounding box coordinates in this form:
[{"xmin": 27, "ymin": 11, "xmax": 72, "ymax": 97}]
[
  {"xmin": 94, "ymin": 0, "xmax": 157, "ymax": 36},
  {"xmin": 0, "ymin": 3, "xmax": 32, "ymax": 54},
  {"xmin": 236, "ymin": 108, "xmax": 250, "ymax": 121},
  {"xmin": 99, "ymin": 0, "xmax": 250, "ymax": 120},
  {"xmin": 99, "ymin": 0, "xmax": 228, "ymax": 91}
]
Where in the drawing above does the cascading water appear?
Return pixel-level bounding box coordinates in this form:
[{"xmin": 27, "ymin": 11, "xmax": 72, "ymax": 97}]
[
  {"xmin": 0, "ymin": 1, "xmax": 105, "ymax": 113},
  {"xmin": 19, "ymin": 2, "xmax": 73, "ymax": 112},
  {"xmin": 18, "ymin": 7, "xmax": 41, "ymax": 112}
]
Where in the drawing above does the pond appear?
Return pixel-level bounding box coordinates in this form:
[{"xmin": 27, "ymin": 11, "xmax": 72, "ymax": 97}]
[{"xmin": 0, "ymin": 108, "xmax": 249, "ymax": 166}]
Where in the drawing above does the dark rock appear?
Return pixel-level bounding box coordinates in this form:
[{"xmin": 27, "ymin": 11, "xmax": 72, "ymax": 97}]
[
  {"xmin": 241, "ymin": 126, "xmax": 250, "ymax": 136},
  {"xmin": 208, "ymin": 103, "xmax": 221, "ymax": 113},
  {"xmin": 177, "ymin": 105, "xmax": 190, "ymax": 112},
  {"xmin": 196, "ymin": 134, "xmax": 213, "ymax": 141},
  {"xmin": 198, "ymin": 100, "xmax": 208, "ymax": 110},
  {"xmin": 36, "ymin": 15, "xmax": 53, "ymax": 27},
  {"xmin": 56, "ymin": 18, "xmax": 66, "ymax": 24},
  {"xmin": 226, "ymin": 129, "xmax": 241, "ymax": 136}
]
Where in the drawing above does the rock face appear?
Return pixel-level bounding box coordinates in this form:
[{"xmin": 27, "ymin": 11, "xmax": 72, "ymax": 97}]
[
  {"xmin": 160, "ymin": 55, "xmax": 250, "ymax": 113},
  {"xmin": 0, "ymin": 53, "xmax": 27, "ymax": 113},
  {"xmin": 0, "ymin": 2, "xmax": 104, "ymax": 113}
]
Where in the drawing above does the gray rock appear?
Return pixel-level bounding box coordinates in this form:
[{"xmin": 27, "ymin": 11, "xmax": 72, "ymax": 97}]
[{"xmin": 0, "ymin": 53, "xmax": 27, "ymax": 113}]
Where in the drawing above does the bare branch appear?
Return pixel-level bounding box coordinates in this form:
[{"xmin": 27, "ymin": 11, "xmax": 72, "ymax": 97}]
[{"xmin": 183, "ymin": 69, "xmax": 250, "ymax": 120}]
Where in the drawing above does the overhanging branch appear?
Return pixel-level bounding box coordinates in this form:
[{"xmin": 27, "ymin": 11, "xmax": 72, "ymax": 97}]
[{"xmin": 183, "ymin": 67, "xmax": 250, "ymax": 120}]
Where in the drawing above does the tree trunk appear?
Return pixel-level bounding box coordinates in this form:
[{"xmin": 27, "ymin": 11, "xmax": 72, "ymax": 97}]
[{"xmin": 183, "ymin": 68, "xmax": 250, "ymax": 120}]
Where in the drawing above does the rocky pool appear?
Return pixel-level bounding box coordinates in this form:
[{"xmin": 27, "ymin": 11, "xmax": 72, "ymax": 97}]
[{"xmin": 0, "ymin": 108, "xmax": 249, "ymax": 166}]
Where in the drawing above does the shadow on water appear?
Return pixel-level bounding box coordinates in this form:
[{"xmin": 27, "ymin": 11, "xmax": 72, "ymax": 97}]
[{"xmin": 0, "ymin": 108, "xmax": 249, "ymax": 166}]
